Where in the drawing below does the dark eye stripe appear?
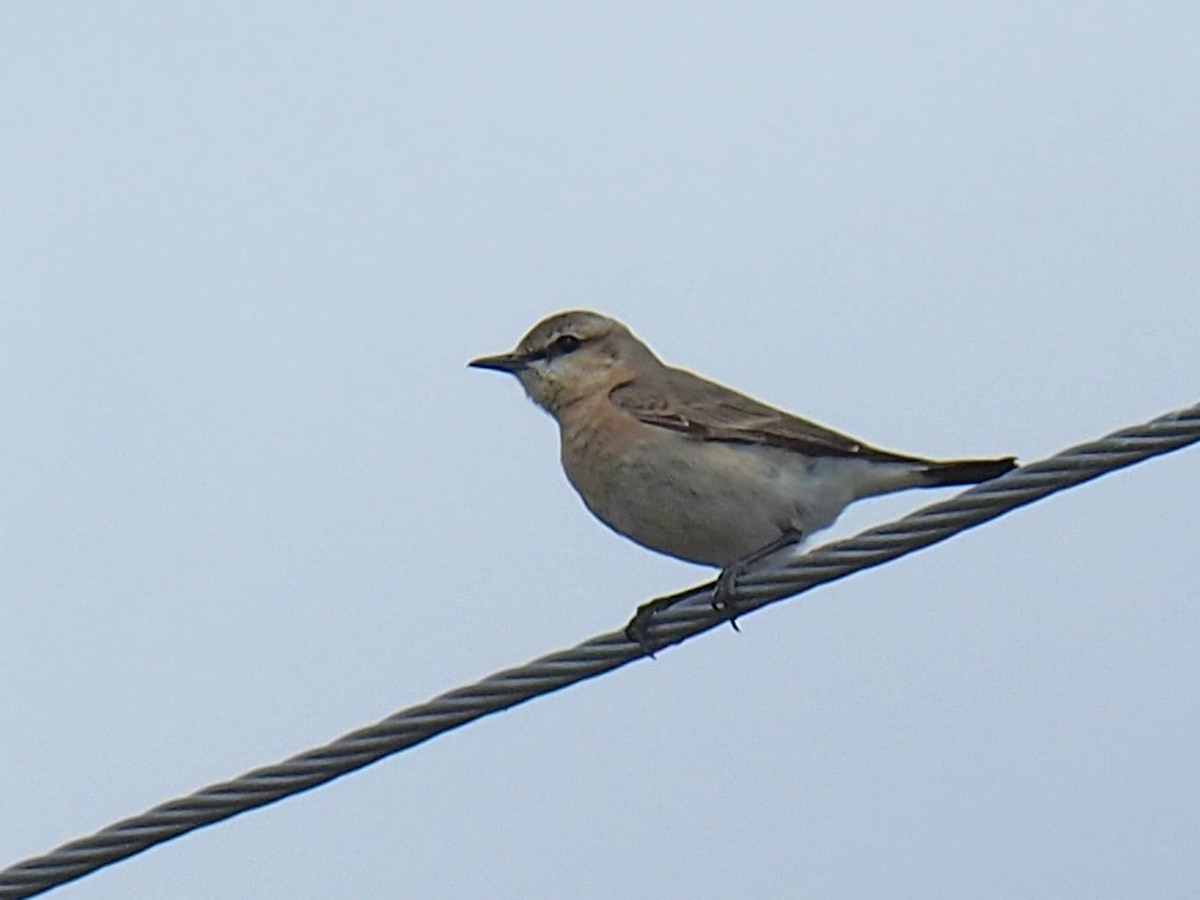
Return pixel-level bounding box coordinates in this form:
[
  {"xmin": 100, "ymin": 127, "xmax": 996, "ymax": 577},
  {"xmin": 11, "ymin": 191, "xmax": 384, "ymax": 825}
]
[
  {"xmin": 551, "ymin": 334, "xmax": 582, "ymax": 355},
  {"xmin": 521, "ymin": 333, "xmax": 584, "ymax": 364}
]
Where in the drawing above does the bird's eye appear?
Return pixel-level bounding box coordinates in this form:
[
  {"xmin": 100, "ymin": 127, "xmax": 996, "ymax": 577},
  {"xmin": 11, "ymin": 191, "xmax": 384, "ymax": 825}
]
[{"xmin": 549, "ymin": 334, "xmax": 583, "ymax": 356}]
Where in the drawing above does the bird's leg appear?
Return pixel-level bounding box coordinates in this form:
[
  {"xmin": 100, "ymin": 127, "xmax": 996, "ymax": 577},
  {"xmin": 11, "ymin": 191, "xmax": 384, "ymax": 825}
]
[
  {"xmin": 713, "ymin": 529, "xmax": 805, "ymax": 629},
  {"xmin": 624, "ymin": 529, "xmax": 803, "ymax": 651},
  {"xmin": 624, "ymin": 583, "xmax": 710, "ymax": 654}
]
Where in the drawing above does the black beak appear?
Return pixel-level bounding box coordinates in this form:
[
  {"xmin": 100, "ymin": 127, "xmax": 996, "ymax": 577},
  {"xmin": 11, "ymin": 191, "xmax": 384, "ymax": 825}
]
[{"xmin": 468, "ymin": 352, "xmax": 529, "ymax": 374}]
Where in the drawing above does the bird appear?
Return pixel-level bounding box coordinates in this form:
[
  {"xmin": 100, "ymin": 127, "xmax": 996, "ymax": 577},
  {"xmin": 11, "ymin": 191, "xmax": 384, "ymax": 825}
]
[{"xmin": 470, "ymin": 311, "xmax": 1016, "ymax": 648}]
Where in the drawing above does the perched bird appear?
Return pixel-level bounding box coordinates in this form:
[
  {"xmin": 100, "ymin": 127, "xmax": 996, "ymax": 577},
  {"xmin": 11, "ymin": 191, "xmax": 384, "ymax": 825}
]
[{"xmin": 470, "ymin": 311, "xmax": 1015, "ymax": 646}]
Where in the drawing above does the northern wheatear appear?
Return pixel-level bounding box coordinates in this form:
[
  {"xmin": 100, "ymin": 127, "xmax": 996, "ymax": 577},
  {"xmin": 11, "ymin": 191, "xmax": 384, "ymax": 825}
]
[{"xmin": 471, "ymin": 311, "xmax": 1015, "ymax": 646}]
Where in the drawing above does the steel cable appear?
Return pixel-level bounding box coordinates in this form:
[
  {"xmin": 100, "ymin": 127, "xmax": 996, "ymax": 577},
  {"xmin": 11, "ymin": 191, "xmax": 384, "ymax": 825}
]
[{"xmin": 1, "ymin": 400, "xmax": 1196, "ymax": 899}]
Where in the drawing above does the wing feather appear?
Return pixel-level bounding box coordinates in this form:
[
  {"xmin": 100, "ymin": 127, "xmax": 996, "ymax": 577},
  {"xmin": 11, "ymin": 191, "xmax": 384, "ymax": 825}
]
[{"xmin": 609, "ymin": 368, "xmax": 923, "ymax": 463}]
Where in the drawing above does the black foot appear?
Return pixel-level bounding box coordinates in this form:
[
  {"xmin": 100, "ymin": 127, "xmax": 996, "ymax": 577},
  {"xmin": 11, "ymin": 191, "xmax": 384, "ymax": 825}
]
[
  {"xmin": 712, "ymin": 528, "xmax": 805, "ymax": 632},
  {"xmin": 712, "ymin": 566, "xmax": 743, "ymax": 632},
  {"xmin": 624, "ymin": 586, "xmax": 697, "ymax": 655},
  {"xmin": 624, "ymin": 605, "xmax": 659, "ymax": 656}
]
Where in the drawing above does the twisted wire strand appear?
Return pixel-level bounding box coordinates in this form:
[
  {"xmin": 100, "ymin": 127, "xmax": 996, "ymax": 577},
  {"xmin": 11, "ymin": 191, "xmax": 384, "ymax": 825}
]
[{"xmin": 2, "ymin": 401, "xmax": 1196, "ymax": 899}]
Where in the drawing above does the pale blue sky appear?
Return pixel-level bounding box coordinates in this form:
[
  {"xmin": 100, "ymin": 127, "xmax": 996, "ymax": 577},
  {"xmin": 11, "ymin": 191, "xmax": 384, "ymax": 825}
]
[{"xmin": 2, "ymin": 4, "xmax": 1198, "ymax": 898}]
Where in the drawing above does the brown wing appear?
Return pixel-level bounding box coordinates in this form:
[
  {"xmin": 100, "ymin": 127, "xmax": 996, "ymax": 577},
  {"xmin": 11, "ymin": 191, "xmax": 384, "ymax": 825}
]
[{"xmin": 609, "ymin": 367, "xmax": 923, "ymax": 463}]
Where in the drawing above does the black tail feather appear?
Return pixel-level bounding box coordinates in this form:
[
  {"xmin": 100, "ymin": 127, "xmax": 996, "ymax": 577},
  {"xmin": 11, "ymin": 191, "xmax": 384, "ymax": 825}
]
[{"xmin": 921, "ymin": 456, "xmax": 1017, "ymax": 487}]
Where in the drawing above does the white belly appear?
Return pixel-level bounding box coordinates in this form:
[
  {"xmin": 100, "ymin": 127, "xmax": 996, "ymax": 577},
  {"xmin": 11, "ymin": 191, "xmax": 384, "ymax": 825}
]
[{"xmin": 562, "ymin": 427, "xmax": 880, "ymax": 567}]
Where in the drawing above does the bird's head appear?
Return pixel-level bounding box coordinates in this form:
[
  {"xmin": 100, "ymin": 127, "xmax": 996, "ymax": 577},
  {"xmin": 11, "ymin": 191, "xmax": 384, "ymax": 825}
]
[{"xmin": 470, "ymin": 310, "xmax": 658, "ymax": 417}]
